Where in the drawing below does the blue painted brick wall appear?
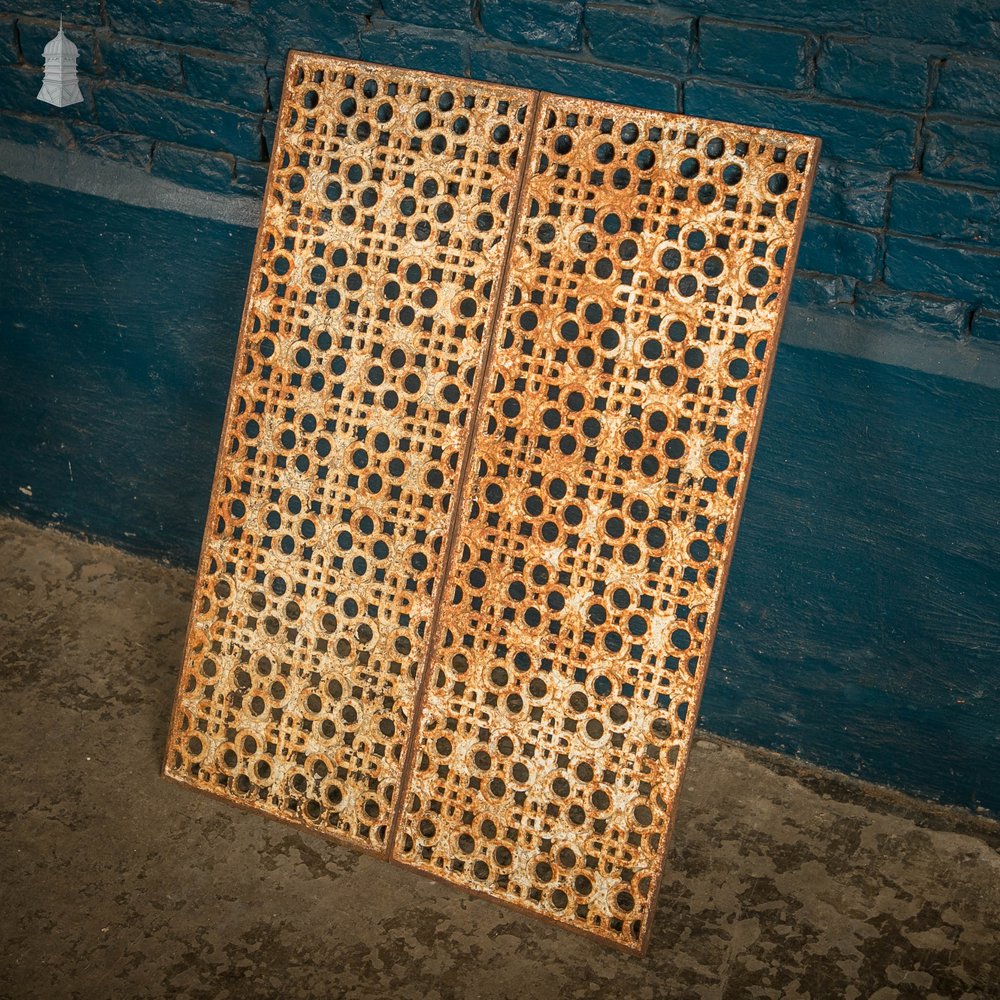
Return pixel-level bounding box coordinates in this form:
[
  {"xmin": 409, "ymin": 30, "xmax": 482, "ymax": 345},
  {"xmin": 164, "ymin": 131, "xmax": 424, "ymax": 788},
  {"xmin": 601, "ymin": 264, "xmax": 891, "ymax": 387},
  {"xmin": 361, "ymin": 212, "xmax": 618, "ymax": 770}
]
[
  {"xmin": 586, "ymin": 5, "xmax": 692, "ymax": 73},
  {"xmin": 1, "ymin": 0, "xmax": 999, "ymax": 340},
  {"xmin": 698, "ymin": 19, "xmax": 812, "ymax": 90},
  {"xmin": 4, "ymin": 0, "xmax": 1000, "ymax": 815}
]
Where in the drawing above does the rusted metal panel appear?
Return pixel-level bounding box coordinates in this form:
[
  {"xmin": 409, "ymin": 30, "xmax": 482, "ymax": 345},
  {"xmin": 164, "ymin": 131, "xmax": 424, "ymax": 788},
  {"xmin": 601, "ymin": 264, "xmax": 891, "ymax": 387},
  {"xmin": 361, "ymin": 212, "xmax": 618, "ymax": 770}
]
[
  {"xmin": 165, "ymin": 53, "xmax": 819, "ymax": 952},
  {"xmin": 163, "ymin": 53, "xmax": 536, "ymax": 853},
  {"xmin": 392, "ymin": 94, "xmax": 819, "ymax": 952}
]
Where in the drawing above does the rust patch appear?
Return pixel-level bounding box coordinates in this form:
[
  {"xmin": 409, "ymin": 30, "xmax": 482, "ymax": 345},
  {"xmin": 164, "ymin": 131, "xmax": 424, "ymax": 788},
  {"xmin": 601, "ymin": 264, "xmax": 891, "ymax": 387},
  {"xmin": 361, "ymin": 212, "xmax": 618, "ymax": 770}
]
[{"xmin": 165, "ymin": 53, "xmax": 819, "ymax": 953}]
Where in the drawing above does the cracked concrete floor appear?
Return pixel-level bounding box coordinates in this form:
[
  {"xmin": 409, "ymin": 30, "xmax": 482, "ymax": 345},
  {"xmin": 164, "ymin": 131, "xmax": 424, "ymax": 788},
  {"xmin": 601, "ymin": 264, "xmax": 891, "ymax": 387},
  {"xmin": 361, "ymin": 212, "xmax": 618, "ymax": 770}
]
[{"xmin": 0, "ymin": 516, "xmax": 998, "ymax": 1000}]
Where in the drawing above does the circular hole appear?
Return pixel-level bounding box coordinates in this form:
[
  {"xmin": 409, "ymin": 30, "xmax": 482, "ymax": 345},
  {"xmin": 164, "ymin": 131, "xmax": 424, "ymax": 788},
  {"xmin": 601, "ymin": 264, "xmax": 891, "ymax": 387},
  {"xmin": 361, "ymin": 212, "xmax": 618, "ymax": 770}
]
[
  {"xmin": 729, "ymin": 356, "xmax": 749, "ymax": 380},
  {"xmin": 768, "ymin": 172, "xmax": 789, "ymax": 194},
  {"xmin": 617, "ymin": 890, "xmax": 635, "ymax": 913},
  {"xmin": 595, "ymin": 142, "xmax": 615, "ymax": 164},
  {"xmin": 705, "ymin": 137, "xmax": 724, "ymax": 158},
  {"xmin": 661, "ymin": 248, "xmax": 681, "ymax": 271},
  {"xmin": 677, "ymin": 274, "xmax": 698, "ymax": 296}
]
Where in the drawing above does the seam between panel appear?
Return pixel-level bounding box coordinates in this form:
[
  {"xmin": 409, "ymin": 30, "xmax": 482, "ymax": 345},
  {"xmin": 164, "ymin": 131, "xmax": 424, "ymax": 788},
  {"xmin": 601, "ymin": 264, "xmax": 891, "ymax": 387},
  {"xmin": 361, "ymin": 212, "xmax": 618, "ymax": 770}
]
[{"xmin": 385, "ymin": 91, "xmax": 545, "ymax": 858}]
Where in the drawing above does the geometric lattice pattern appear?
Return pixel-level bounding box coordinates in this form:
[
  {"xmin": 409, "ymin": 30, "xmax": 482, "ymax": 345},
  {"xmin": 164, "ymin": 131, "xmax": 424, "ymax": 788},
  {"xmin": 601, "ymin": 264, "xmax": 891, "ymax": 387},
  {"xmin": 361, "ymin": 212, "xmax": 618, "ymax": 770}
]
[
  {"xmin": 165, "ymin": 52, "xmax": 819, "ymax": 954},
  {"xmin": 164, "ymin": 59, "xmax": 535, "ymax": 853}
]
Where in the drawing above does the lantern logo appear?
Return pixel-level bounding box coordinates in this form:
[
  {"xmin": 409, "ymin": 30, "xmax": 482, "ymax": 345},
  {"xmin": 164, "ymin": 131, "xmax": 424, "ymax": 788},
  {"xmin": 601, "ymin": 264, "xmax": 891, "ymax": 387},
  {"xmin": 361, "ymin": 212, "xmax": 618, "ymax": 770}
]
[{"xmin": 37, "ymin": 19, "xmax": 83, "ymax": 108}]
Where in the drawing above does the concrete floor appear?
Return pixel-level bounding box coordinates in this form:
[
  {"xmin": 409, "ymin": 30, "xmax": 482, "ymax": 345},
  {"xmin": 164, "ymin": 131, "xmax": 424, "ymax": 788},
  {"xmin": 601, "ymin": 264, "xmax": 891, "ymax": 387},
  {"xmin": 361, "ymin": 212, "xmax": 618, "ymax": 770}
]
[{"xmin": 0, "ymin": 517, "xmax": 997, "ymax": 1000}]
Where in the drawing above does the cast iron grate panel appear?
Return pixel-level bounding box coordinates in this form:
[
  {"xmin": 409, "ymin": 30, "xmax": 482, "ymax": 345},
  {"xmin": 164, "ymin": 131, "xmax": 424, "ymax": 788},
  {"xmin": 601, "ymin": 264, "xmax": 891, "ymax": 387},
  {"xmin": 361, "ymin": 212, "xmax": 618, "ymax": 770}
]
[
  {"xmin": 163, "ymin": 56, "xmax": 536, "ymax": 853},
  {"xmin": 165, "ymin": 52, "xmax": 819, "ymax": 953},
  {"xmin": 393, "ymin": 95, "xmax": 818, "ymax": 951}
]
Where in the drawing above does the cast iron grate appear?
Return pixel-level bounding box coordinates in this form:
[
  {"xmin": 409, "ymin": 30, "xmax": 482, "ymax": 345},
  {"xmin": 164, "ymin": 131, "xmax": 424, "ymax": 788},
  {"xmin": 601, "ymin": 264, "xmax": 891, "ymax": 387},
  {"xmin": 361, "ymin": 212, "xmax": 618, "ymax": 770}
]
[{"xmin": 164, "ymin": 52, "xmax": 819, "ymax": 954}]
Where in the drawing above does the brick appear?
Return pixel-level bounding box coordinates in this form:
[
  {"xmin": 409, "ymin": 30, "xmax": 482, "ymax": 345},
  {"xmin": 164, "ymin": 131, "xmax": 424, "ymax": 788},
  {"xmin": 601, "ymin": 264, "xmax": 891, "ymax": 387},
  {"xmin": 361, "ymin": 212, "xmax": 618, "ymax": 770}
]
[
  {"xmin": 360, "ymin": 22, "xmax": 468, "ymax": 77},
  {"xmin": 698, "ymin": 19, "xmax": 810, "ymax": 90},
  {"xmin": 0, "ymin": 113, "xmax": 151, "ymax": 170},
  {"xmin": 934, "ymin": 57, "xmax": 1000, "ymax": 120},
  {"xmin": 19, "ymin": 18, "xmax": 96, "ymax": 74},
  {"xmin": 0, "ymin": 63, "xmax": 93, "ymax": 120},
  {"xmin": 94, "ymin": 83, "xmax": 261, "ymax": 160},
  {"xmin": 797, "ymin": 219, "xmax": 880, "ymax": 281},
  {"xmin": 99, "ymin": 38, "xmax": 183, "ymax": 91},
  {"xmin": 480, "ymin": 0, "xmax": 583, "ymax": 52},
  {"xmin": 263, "ymin": 2, "xmax": 363, "ymax": 59},
  {"xmin": 0, "ymin": 16, "xmax": 19, "ymax": 63},
  {"xmin": 234, "ymin": 158, "xmax": 269, "ymax": 198},
  {"xmin": 183, "ymin": 52, "xmax": 267, "ymax": 113},
  {"xmin": 854, "ymin": 285, "xmax": 971, "ymax": 338},
  {"xmin": 14, "ymin": 1, "xmax": 101, "ymax": 25},
  {"xmin": 472, "ymin": 46, "xmax": 677, "ymax": 111},
  {"xmin": 106, "ymin": 0, "xmax": 266, "ymax": 54},
  {"xmin": 64, "ymin": 121, "xmax": 153, "ymax": 168},
  {"xmin": 152, "ymin": 142, "xmax": 235, "ymax": 194},
  {"xmin": 788, "ymin": 273, "xmax": 856, "ymax": 309},
  {"xmin": 890, "ymin": 178, "xmax": 1000, "ymax": 249},
  {"xmin": 970, "ymin": 310, "xmax": 1000, "ymax": 342},
  {"xmin": 640, "ymin": 0, "xmax": 999, "ymax": 53},
  {"xmin": 0, "ymin": 110, "xmax": 67, "ymax": 146},
  {"xmin": 585, "ymin": 5, "xmax": 692, "ymax": 74},
  {"xmin": 380, "ymin": 0, "xmax": 475, "ymax": 29},
  {"xmin": 923, "ymin": 118, "xmax": 1000, "ymax": 189},
  {"xmin": 817, "ymin": 38, "xmax": 930, "ymax": 111},
  {"xmin": 684, "ymin": 80, "xmax": 918, "ymax": 168},
  {"xmin": 884, "ymin": 235, "xmax": 1000, "ymax": 307},
  {"xmin": 810, "ymin": 158, "xmax": 890, "ymax": 229},
  {"xmin": 262, "ymin": 114, "xmax": 276, "ymax": 154}
]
